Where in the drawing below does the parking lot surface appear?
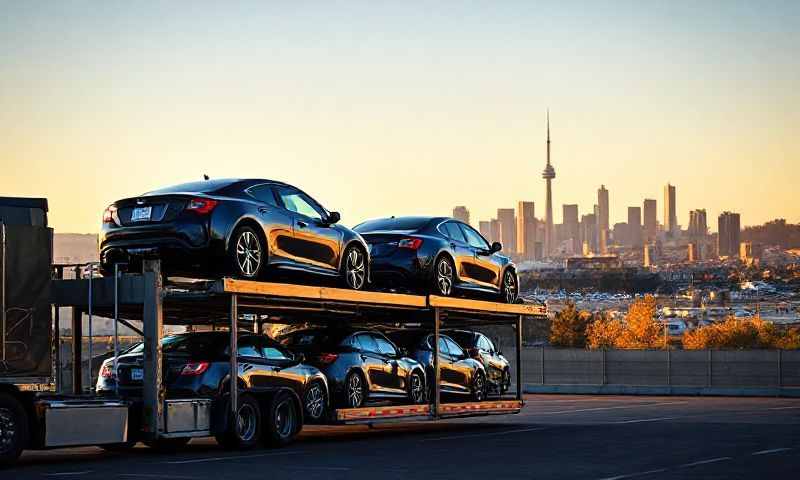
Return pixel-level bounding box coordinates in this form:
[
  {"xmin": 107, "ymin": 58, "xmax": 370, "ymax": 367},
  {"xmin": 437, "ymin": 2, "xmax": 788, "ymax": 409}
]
[{"xmin": 10, "ymin": 394, "xmax": 800, "ymax": 480}]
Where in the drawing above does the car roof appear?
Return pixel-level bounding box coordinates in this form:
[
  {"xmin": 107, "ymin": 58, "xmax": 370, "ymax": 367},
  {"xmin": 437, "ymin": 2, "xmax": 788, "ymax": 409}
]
[{"xmin": 144, "ymin": 178, "xmax": 294, "ymax": 196}]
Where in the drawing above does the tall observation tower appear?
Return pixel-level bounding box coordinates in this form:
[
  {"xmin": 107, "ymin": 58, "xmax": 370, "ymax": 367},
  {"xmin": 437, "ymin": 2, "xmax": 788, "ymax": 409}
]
[{"xmin": 542, "ymin": 110, "xmax": 556, "ymax": 257}]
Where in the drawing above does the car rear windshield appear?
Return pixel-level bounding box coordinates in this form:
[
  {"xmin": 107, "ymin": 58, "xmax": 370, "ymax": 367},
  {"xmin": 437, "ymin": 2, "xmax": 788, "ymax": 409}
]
[
  {"xmin": 353, "ymin": 217, "xmax": 431, "ymax": 233},
  {"xmin": 280, "ymin": 330, "xmax": 347, "ymax": 351},
  {"xmin": 125, "ymin": 333, "xmax": 227, "ymax": 356},
  {"xmin": 145, "ymin": 179, "xmax": 237, "ymax": 195},
  {"xmin": 445, "ymin": 331, "xmax": 476, "ymax": 348}
]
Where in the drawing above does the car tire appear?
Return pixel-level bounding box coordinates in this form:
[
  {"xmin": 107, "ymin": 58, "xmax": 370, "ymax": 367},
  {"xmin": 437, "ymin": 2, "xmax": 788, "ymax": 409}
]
[
  {"xmin": 408, "ymin": 371, "xmax": 426, "ymax": 404},
  {"xmin": 263, "ymin": 391, "xmax": 300, "ymax": 448},
  {"xmin": 341, "ymin": 245, "xmax": 367, "ymax": 290},
  {"xmin": 100, "ymin": 440, "xmax": 137, "ymax": 452},
  {"xmin": 501, "ymin": 269, "xmax": 518, "ymax": 304},
  {"xmin": 303, "ymin": 381, "xmax": 327, "ymax": 424},
  {"xmin": 343, "ymin": 371, "xmax": 366, "ymax": 408},
  {"xmin": 143, "ymin": 437, "xmax": 190, "ymax": 452},
  {"xmin": 230, "ymin": 226, "xmax": 266, "ymax": 280},
  {"xmin": 432, "ymin": 255, "xmax": 455, "ymax": 297},
  {"xmin": 215, "ymin": 394, "xmax": 262, "ymax": 450},
  {"xmin": 0, "ymin": 393, "xmax": 28, "ymax": 467},
  {"xmin": 501, "ymin": 368, "xmax": 511, "ymax": 395},
  {"xmin": 472, "ymin": 371, "xmax": 487, "ymax": 402}
]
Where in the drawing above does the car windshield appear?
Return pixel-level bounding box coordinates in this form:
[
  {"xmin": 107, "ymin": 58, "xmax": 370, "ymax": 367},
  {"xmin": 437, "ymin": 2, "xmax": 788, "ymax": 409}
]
[
  {"xmin": 145, "ymin": 179, "xmax": 236, "ymax": 195},
  {"xmin": 353, "ymin": 217, "xmax": 431, "ymax": 233}
]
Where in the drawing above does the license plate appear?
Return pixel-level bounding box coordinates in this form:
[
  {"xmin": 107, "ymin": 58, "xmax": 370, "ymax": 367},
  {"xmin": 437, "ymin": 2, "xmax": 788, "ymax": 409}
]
[
  {"xmin": 131, "ymin": 206, "xmax": 152, "ymax": 222},
  {"xmin": 131, "ymin": 368, "xmax": 143, "ymax": 381}
]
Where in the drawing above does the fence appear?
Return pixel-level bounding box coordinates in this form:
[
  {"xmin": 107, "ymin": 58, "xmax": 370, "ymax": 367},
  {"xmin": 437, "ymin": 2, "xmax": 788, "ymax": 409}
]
[{"xmin": 518, "ymin": 348, "xmax": 800, "ymax": 397}]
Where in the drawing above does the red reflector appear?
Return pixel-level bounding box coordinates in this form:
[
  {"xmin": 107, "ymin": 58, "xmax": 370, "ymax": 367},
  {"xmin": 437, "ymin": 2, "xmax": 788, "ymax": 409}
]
[
  {"xmin": 398, "ymin": 238, "xmax": 423, "ymax": 250},
  {"xmin": 100, "ymin": 363, "xmax": 113, "ymax": 378},
  {"xmin": 316, "ymin": 353, "xmax": 339, "ymax": 365},
  {"xmin": 186, "ymin": 198, "xmax": 218, "ymax": 214},
  {"xmin": 180, "ymin": 362, "xmax": 210, "ymax": 376}
]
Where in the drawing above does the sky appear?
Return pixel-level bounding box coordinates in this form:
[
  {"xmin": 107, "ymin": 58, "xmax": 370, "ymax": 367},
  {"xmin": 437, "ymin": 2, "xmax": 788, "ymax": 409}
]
[{"xmin": 1, "ymin": 1, "xmax": 798, "ymax": 234}]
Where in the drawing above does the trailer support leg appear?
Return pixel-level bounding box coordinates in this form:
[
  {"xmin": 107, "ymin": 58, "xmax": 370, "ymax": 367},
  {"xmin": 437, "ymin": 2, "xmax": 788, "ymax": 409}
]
[
  {"xmin": 71, "ymin": 307, "xmax": 82, "ymax": 394},
  {"xmin": 432, "ymin": 307, "xmax": 441, "ymax": 419},
  {"xmin": 230, "ymin": 294, "xmax": 238, "ymax": 416},
  {"xmin": 142, "ymin": 259, "xmax": 164, "ymax": 438},
  {"xmin": 516, "ymin": 315, "xmax": 523, "ymax": 401}
]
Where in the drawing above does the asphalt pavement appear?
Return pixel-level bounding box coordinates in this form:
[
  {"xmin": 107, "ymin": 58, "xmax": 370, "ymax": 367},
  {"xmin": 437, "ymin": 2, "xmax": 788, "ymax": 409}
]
[{"xmin": 9, "ymin": 394, "xmax": 800, "ymax": 480}]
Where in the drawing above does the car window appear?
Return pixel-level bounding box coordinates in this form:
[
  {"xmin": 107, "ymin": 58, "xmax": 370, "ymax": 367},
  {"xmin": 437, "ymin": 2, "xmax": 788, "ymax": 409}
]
[
  {"xmin": 442, "ymin": 222, "xmax": 467, "ymax": 243},
  {"xmin": 374, "ymin": 335, "xmax": 397, "ymax": 357},
  {"xmin": 444, "ymin": 338, "xmax": 464, "ymax": 357},
  {"xmin": 459, "ymin": 223, "xmax": 490, "ymax": 250},
  {"xmin": 356, "ymin": 333, "xmax": 380, "ymax": 354},
  {"xmin": 276, "ymin": 187, "xmax": 325, "ymax": 220},
  {"xmin": 238, "ymin": 337, "xmax": 262, "ymax": 357},
  {"xmin": 478, "ymin": 335, "xmax": 493, "ymax": 352},
  {"xmin": 261, "ymin": 338, "xmax": 293, "ymax": 361},
  {"xmin": 247, "ymin": 184, "xmax": 278, "ymax": 206}
]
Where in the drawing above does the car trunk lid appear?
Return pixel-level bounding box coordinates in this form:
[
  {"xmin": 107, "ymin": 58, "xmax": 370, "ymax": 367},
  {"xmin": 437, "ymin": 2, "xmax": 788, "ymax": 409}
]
[{"xmin": 113, "ymin": 194, "xmax": 194, "ymax": 226}]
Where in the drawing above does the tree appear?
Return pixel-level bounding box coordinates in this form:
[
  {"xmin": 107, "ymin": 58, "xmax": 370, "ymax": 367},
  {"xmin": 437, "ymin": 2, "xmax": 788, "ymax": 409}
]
[
  {"xmin": 683, "ymin": 316, "xmax": 800, "ymax": 349},
  {"xmin": 616, "ymin": 295, "xmax": 663, "ymax": 349},
  {"xmin": 549, "ymin": 302, "xmax": 592, "ymax": 348},
  {"xmin": 586, "ymin": 315, "xmax": 624, "ymax": 349}
]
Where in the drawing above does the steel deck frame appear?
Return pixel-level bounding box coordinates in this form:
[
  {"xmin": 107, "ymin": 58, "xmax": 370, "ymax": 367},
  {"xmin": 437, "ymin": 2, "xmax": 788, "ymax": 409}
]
[{"xmin": 51, "ymin": 260, "xmax": 547, "ymax": 434}]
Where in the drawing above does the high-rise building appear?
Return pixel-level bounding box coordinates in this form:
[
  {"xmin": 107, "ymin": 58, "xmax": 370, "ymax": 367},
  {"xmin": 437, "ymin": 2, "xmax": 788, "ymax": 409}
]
[
  {"xmin": 452, "ymin": 206, "xmax": 470, "ymax": 225},
  {"xmin": 516, "ymin": 201, "xmax": 536, "ymax": 260},
  {"xmin": 497, "ymin": 208, "xmax": 517, "ymax": 254},
  {"xmin": 688, "ymin": 209, "xmax": 707, "ymax": 239},
  {"xmin": 718, "ymin": 211, "xmax": 741, "ymax": 258},
  {"xmin": 478, "ymin": 221, "xmax": 492, "ymax": 242},
  {"xmin": 664, "ymin": 183, "xmax": 677, "ymax": 235},
  {"xmin": 597, "ymin": 184, "xmax": 609, "ymax": 231},
  {"xmin": 580, "ymin": 213, "xmax": 598, "ymax": 255},
  {"xmin": 562, "ymin": 204, "xmax": 579, "ymax": 254},
  {"xmin": 627, "ymin": 206, "xmax": 642, "ymax": 248},
  {"xmin": 688, "ymin": 242, "xmax": 699, "ymax": 262},
  {"xmin": 490, "ymin": 218, "xmax": 501, "ymax": 244},
  {"xmin": 542, "ymin": 111, "xmax": 556, "ymax": 257},
  {"xmin": 643, "ymin": 199, "xmax": 657, "ymax": 241}
]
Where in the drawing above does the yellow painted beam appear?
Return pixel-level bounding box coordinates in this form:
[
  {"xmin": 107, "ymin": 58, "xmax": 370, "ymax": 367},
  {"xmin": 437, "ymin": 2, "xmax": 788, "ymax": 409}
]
[{"xmin": 428, "ymin": 295, "xmax": 546, "ymax": 316}]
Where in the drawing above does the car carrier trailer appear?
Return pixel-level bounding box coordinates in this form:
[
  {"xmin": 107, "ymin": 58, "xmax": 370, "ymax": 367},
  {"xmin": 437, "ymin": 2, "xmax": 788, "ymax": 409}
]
[{"xmin": 2, "ymin": 251, "xmax": 546, "ymax": 466}]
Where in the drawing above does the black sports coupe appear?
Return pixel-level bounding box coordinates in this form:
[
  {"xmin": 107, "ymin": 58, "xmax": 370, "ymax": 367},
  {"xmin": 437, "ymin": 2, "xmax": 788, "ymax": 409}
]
[
  {"xmin": 99, "ymin": 179, "xmax": 369, "ymax": 289},
  {"xmin": 353, "ymin": 216, "xmax": 518, "ymax": 302}
]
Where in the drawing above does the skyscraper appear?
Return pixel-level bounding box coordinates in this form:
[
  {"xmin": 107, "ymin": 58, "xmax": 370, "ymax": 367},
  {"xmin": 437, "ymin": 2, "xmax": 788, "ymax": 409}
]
[
  {"xmin": 580, "ymin": 213, "xmax": 598, "ymax": 255},
  {"xmin": 497, "ymin": 208, "xmax": 517, "ymax": 254},
  {"xmin": 517, "ymin": 201, "xmax": 536, "ymax": 260},
  {"xmin": 452, "ymin": 206, "xmax": 470, "ymax": 225},
  {"xmin": 718, "ymin": 211, "xmax": 741, "ymax": 258},
  {"xmin": 478, "ymin": 220, "xmax": 492, "ymax": 242},
  {"xmin": 688, "ymin": 209, "xmax": 707, "ymax": 239},
  {"xmin": 664, "ymin": 183, "xmax": 677, "ymax": 235},
  {"xmin": 643, "ymin": 198, "xmax": 657, "ymax": 241},
  {"xmin": 627, "ymin": 206, "xmax": 642, "ymax": 248},
  {"xmin": 597, "ymin": 185, "xmax": 609, "ymax": 232},
  {"xmin": 542, "ymin": 111, "xmax": 556, "ymax": 257},
  {"xmin": 562, "ymin": 204, "xmax": 579, "ymax": 254},
  {"xmin": 490, "ymin": 218, "xmax": 501, "ymax": 244}
]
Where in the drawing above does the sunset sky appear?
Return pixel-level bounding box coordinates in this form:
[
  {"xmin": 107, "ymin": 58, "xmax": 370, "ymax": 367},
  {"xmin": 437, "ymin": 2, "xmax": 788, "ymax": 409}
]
[{"xmin": 1, "ymin": 1, "xmax": 798, "ymax": 234}]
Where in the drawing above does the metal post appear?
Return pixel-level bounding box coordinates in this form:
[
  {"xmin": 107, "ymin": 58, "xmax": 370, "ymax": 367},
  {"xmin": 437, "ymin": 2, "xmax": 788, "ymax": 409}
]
[
  {"xmin": 432, "ymin": 307, "xmax": 441, "ymax": 418},
  {"xmin": 777, "ymin": 350, "xmax": 782, "ymax": 388},
  {"xmin": 113, "ymin": 263, "xmax": 120, "ymax": 396},
  {"xmin": 540, "ymin": 346, "xmax": 545, "ymax": 385},
  {"xmin": 1, "ymin": 223, "xmax": 6, "ymax": 363},
  {"xmin": 230, "ymin": 294, "xmax": 239, "ymax": 416},
  {"xmin": 87, "ymin": 263, "xmax": 94, "ymax": 392},
  {"xmin": 71, "ymin": 307, "xmax": 83, "ymax": 394},
  {"xmin": 666, "ymin": 349, "xmax": 671, "ymax": 386},
  {"xmin": 601, "ymin": 349, "xmax": 606, "ymax": 385},
  {"xmin": 516, "ymin": 315, "xmax": 523, "ymax": 401},
  {"xmin": 142, "ymin": 259, "xmax": 164, "ymax": 437},
  {"xmin": 707, "ymin": 349, "xmax": 712, "ymax": 387}
]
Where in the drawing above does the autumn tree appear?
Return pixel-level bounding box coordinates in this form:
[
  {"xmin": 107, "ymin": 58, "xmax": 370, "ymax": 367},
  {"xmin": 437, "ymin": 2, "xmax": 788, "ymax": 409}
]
[
  {"xmin": 683, "ymin": 316, "xmax": 800, "ymax": 349},
  {"xmin": 614, "ymin": 295, "xmax": 663, "ymax": 349},
  {"xmin": 586, "ymin": 315, "xmax": 625, "ymax": 349},
  {"xmin": 549, "ymin": 302, "xmax": 592, "ymax": 348}
]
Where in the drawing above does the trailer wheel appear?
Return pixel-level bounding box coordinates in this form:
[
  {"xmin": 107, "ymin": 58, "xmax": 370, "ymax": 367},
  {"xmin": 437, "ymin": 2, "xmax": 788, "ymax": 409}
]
[
  {"xmin": 100, "ymin": 440, "xmax": 137, "ymax": 452},
  {"xmin": 263, "ymin": 391, "xmax": 299, "ymax": 448},
  {"xmin": 0, "ymin": 393, "xmax": 27, "ymax": 467},
  {"xmin": 143, "ymin": 437, "xmax": 190, "ymax": 452},
  {"xmin": 216, "ymin": 394, "xmax": 262, "ymax": 450}
]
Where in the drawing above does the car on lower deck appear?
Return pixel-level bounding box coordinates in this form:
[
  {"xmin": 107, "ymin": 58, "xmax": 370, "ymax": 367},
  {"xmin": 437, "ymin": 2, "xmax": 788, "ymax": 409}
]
[
  {"xmin": 99, "ymin": 178, "xmax": 369, "ymax": 290},
  {"xmin": 353, "ymin": 216, "xmax": 518, "ymax": 302},
  {"xmin": 387, "ymin": 330, "xmax": 488, "ymax": 402},
  {"xmin": 445, "ymin": 329, "xmax": 511, "ymax": 395},
  {"xmin": 278, "ymin": 328, "xmax": 427, "ymax": 409}
]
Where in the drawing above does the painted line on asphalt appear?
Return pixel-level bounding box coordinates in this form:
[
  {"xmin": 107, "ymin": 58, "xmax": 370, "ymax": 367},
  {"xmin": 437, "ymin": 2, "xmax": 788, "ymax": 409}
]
[
  {"xmin": 161, "ymin": 450, "xmax": 304, "ymax": 464},
  {"xmin": 751, "ymin": 448, "xmax": 792, "ymax": 456},
  {"xmin": 43, "ymin": 473, "xmax": 94, "ymax": 477},
  {"xmin": 613, "ymin": 416, "xmax": 681, "ymax": 424},
  {"xmin": 679, "ymin": 457, "xmax": 732, "ymax": 468},
  {"xmin": 419, "ymin": 426, "xmax": 549, "ymax": 442},
  {"xmin": 597, "ymin": 468, "xmax": 668, "ymax": 480},
  {"xmin": 767, "ymin": 406, "xmax": 800, "ymax": 410},
  {"xmin": 534, "ymin": 401, "xmax": 688, "ymax": 415},
  {"xmin": 119, "ymin": 475, "xmax": 205, "ymax": 479}
]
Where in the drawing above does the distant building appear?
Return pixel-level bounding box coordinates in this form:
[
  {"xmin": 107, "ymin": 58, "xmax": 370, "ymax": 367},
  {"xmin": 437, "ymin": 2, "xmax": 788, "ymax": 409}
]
[
  {"xmin": 643, "ymin": 198, "xmax": 657, "ymax": 241},
  {"xmin": 497, "ymin": 208, "xmax": 517, "ymax": 254},
  {"xmin": 565, "ymin": 255, "xmax": 623, "ymax": 271},
  {"xmin": 740, "ymin": 241, "xmax": 763, "ymax": 265},
  {"xmin": 516, "ymin": 201, "xmax": 536, "ymax": 260},
  {"xmin": 687, "ymin": 242, "xmax": 699, "ymax": 262},
  {"xmin": 612, "ymin": 222, "xmax": 628, "ymax": 246},
  {"xmin": 664, "ymin": 183, "xmax": 677, "ymax": 236},
  {"xmin": 452, "ymin": 206, "xmax": 470, "ymax": 224},
  {"xmin": 718, "ymin": 211, "xmax": 741, "ymax": 258},
  {"xmin": 627, "ymin": 206, "xmax": 642, "ymax": 248},
  {"xmin": 479, "ymin": 221, "xmax": 492, "ymax": 242},
  {"xmin": 490, "ymin": 218, "xmax": 501, "ymax": 244},
  {"xmin": 562, "ymin": 204, "xmax": 580, "ymax": 253},
  {"xmin": 597, "ymin": 184, "xmax": 609, "ymax": 239},
  {"xmin": 580, "ymin": 213, "xmax": 598, "ymax": 254},
  {"xmin": 542, "ymin": 111, "xmax": 556, "ymax": 257},
  {"xmin": 643, "ymin": 243, "xmax": 656, "ymax": 267},
  {"xmin": 688, "ymin": 209, "xmax": 708, "ymax": 239}
]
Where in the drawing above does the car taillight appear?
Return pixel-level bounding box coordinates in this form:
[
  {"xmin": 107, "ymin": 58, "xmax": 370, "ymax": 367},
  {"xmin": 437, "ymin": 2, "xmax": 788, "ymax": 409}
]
[
  {"xmin": 100, "ymin": 363, "xmax": 114, "ymax": 378},
  {"xmin": 102, "ymin": 205, "xmax": 118, "ymax": 224},
  {"xmin": 180, "ymin": 362, "xmax": 210, "ymax": 376},
  {"xmin": 185, "ymin": 198, "xmax": 218, "ymax": 215},
  {"xmin": 398, "ymin": 238, "xmax": 423, "ymax": 250},
  {"xmin": 316, "ymin": 353, "xmax": 339, "ymax": 365},
  {"xmin": 467, "ymin": 348, "xmax": 481, "ymax": 359}
]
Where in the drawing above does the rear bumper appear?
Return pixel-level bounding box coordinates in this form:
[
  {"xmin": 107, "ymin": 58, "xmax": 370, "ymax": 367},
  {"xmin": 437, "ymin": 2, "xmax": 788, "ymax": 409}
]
[{"xmin": 369, "ymin": 250, "xmax": 428, "ymax": 290}]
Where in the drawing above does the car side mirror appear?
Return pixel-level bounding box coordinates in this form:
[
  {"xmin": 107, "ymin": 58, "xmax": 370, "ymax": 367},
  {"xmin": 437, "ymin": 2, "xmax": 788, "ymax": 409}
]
[
  {"xmin": 490, "ymin": 242, "xmax": 502, "ymax": 253},
  {"xmin": 326, "ymin": 211, "xmax": 341, "ymax": 224}
]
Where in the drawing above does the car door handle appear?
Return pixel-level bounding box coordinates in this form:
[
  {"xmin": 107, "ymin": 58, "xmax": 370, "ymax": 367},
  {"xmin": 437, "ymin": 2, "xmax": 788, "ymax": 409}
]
[
  {"xmin": 258, "ymin": 207, "xmax": 269, "ymax": 214},
  {"xmin": 360, "ymin": 354, "xmax": 367, "ymax": 361},
  {"xmin": 297, "ymin": 220, "xmax": 308, "ymax": 228},
  {"xmin": 450, "ymin": 242, "xmax": 456, "ymax": 248}
]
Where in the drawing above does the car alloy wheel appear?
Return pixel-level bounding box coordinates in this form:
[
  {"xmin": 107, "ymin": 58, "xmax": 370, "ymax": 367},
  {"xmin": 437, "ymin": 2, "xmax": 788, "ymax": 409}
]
[
  {"xmin": 235, "ymin": 229, "xmax": 262, "ymax": 278},
  {"xmin": 304, "ymin": 383, "xmax": 325, "ymax": 421},
  {"xmin": 409, "ymin": 372, "xmax": 425, "ymax": 404},
  {"xmin": 473, "ymin": 372, "xmax": 486, "ymax": 402},
  {"xmin": 346, "ymin": 372, "xmax": 364, "ymax": 408},
  {"xmin": 435, "ymin": 257, "xmax": 454, "ymax": 296},
  {"xmin": 0, "ymin": 408, "xmax": 16, "ymax": 455},
  {"xmin": 503, "ymin": 271, "xmax": 517, "ymax": 303},
  {"xmin": 343, "ymin": 247, "xmax": 366, "ymax": 290},
  {"xmin": 235, "ymin": 403, "xmax": 258, "ymax": 443}
]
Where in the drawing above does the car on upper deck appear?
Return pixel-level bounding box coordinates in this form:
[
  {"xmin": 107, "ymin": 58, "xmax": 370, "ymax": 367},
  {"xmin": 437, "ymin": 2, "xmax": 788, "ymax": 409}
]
[{"xmin": 99, "ymin": 179, "xmax": 369, "ymax": 289}]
